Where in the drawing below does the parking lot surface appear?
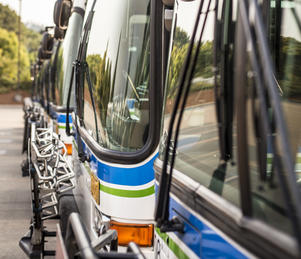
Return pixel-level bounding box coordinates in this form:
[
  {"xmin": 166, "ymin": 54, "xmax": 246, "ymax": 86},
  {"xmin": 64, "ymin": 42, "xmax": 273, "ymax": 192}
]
[{"xmin": 0, "ymin": 105, "xmax": 31, "ymax": 258}]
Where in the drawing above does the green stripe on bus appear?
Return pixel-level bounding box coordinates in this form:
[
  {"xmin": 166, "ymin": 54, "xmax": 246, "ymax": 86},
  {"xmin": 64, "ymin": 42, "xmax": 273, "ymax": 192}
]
[
  {"xmin": 155, "ymin": 228, "xmax": 190, "ymax": 259},
  {"xmin": 58, "ymin": 125, "xmax": 72, "ymax": 129},
  {"xmin": 100, "ymin": 184, "xmax": 155, "ymax": 198},
  {"xmin": 267, "ymin": 154, "xmax": 301, "ymax": 164},
  {"xmin": 75, "ymin": 141, "xmax": 154, "ymax": 198}
]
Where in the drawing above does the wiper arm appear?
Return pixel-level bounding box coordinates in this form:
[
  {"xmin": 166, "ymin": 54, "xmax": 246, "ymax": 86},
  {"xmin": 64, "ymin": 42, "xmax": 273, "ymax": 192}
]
[
  {"xmin": 65, "ymin": 0, "xmax": 97, "ymax": 163},
  {"xmin": 155, "ymin": 0, "xmax": 211, "ymax": 230},
  {"xmin": 238, "ymin": 0, "xmax": 301, "ymax": 250},
  {"xmin": 84, "ymin": 62, "xmax": 100, "ymax": 143},
  {"xmin": 210, "ymin": 0, "xmax": 233, "ymax": 194}
]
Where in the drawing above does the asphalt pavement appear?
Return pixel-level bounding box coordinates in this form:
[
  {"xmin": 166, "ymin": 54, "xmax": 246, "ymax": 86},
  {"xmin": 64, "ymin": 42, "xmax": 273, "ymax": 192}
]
[{"xmin": 0, "ymin": 105, "xmax": 31, "ymax": 258}]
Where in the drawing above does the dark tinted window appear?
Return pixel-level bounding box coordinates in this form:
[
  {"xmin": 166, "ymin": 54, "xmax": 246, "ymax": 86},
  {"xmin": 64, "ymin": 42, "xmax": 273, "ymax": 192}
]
[
  {"xmin": 268, "ymin": 0, "xmax": 301, "ymax": 175},
  {"xmin": 54, "ymin": 46, "xmax": 64, "ymax": 106},
  {"xmin": 49, "ymin": 41, "xmax": 61, "ymax": 105}
]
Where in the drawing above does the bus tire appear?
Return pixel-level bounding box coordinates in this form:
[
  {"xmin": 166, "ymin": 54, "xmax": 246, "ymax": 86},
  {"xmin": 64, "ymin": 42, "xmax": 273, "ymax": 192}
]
[{"xmin": 58, "ymin": 191, "xmax": 78, "ymax": 238}]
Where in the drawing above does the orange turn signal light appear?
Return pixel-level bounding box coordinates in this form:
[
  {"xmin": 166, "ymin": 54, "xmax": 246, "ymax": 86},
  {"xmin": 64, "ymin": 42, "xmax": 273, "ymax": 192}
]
[
  {"xmin": 110, "ymin": 221, "xmax": 153, "ymax": 247},
  {"xmin": 64, "ymin": 143, "xmax": 72, "ymax": 155}
]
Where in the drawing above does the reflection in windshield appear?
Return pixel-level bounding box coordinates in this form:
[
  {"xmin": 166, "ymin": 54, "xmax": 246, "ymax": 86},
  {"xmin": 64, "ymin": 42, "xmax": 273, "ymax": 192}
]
[
  {"xmin": 163, "ymin": 4, "xmax": 241, "ymax": 205},
  {"xmin": 83, "ymin": 0, "xmax": 150, "ymax": 152},
  {"xmin": 162, "ymin": 3, "xmax": 232, "ymax": 198},
  {"xmin": 161, "ymin": 0, "xmax": 301, "ymax": 237},
  {"xmin": 269, "ymin": 0, "xmax": 301, "ymax": 176}
]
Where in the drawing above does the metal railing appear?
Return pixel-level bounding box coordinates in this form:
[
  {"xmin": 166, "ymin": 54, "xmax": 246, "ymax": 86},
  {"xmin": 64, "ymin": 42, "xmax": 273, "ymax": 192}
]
[{"xmin": 64, "ymin": 213, "xmax": 145, "ymax": 259}]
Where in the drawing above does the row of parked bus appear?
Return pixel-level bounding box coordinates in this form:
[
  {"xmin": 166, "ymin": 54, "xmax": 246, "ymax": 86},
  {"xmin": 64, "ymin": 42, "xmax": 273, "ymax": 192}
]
[{"xmin": 20, "ymin": 0, "xmax": 301, "ymax": 258}]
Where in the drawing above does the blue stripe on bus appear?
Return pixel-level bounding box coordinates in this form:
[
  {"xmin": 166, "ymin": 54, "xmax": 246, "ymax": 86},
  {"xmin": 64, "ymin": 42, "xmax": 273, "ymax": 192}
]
[
  {"xmin": 78, "ymin": 136, "xmax": 157, "ymax": 186},
  {"xmin": 97, "ymin": 156, "xmax": 156, "ymax": 186},
  {"xmin": 170, "ymin": 197, "xmax": 247, "ymax": 258},
  {"xmin": 155, "ymin": 185, "xmax": 247, "ymax": 258},
  {"xmin": 57, "ymin": 113, "xmax": 72, "ymax": 123},
  {"xmin": 48, "ymin": 109, "xmax": 72, "ymax": 124}
]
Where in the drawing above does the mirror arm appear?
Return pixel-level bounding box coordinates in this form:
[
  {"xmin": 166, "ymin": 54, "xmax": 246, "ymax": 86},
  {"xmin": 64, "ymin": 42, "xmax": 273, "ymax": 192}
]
[
  {"xmin": 66, "ymin": 62, "xmax": 75, "ymax": 137},
  {"xmin": 84, "ymin": 62, "xmax": 100, "ymax": 143},
  {"xmin": 66, "ymin": 60, "xmax": 90, "ymax": 163}
]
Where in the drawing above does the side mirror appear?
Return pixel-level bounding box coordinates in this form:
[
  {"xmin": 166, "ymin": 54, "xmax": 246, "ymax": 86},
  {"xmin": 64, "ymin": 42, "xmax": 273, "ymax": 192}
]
[
  {"xmin": 53, "ymin": 0, "xmax": 72, "ymax": 30},
  {"xmin": 54, "ymin": 25, "xmax": 65, "ymax": 40},
  {"xmin": 36, "ymin": 58, "xmax": 43, "ymax": 67},
  {"xmin": 37, "ymin": 47, "xmax": 44, "ymax": 61},
  {"xmin": 41, "ymin": 32, "xmax": 54, "ymax": 54},
  {"xmin": 38, "ymin": 46, "xmax": 51, "ymax": 61}
]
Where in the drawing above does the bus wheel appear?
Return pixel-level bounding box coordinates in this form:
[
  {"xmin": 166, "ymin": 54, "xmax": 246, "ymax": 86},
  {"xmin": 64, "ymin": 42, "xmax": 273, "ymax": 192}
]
[{"xmin": 58, "ymin": 191, "xmax": 78, "ymax": 238}]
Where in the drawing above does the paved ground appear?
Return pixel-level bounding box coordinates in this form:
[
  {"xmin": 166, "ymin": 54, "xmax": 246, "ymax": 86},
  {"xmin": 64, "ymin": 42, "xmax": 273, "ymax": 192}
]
[
  {"xmin": 0, "ymin": 105, "xmax": 58, "ymax": 258},
  {"xmin": 0, "ymin": 105, "xmax": 32, "ymax": 258}
]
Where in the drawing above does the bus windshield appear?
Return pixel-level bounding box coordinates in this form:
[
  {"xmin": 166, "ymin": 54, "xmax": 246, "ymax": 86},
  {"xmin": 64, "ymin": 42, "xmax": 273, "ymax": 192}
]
[
  {"xmin": 160, "ymin": 0, "xmax": 301, "ymax": 236},
  {"xmin": 82, "ymin": 0, "xmax": 151, "ymax": 152}
]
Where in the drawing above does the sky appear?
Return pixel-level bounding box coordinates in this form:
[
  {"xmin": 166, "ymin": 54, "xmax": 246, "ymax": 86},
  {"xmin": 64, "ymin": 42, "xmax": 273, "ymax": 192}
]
[{"xmin": 0, "ymin": 0, "xmax": 57, "ymax": 27}]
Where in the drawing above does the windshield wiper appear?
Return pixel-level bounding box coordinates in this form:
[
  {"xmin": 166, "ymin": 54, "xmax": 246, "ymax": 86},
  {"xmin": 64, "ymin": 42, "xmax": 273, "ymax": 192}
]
[
  {"xmin": 65, "ymin": 0, "xmax": 97, "ymax": 163},
  {"xmin": 84, "ymin": 62, "xmax": 99, "ymax": 143},
  {"xmin": 210, "ymin": 0, "xmax": 234, "ymax": 195},
  {"xmin": 237, "ymin": 0, "xmax": 301, "ymax": 251},
  {"xmin": 155, "ymin": 0, "xmax": 211, "ymax": 232}
]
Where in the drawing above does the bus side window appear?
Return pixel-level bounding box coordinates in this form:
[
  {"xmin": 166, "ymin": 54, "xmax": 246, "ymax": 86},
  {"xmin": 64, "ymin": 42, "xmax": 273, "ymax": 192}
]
[
  {"xmin": 164, "ymin": 0, "xmax": 297, "ymax": 238},
  {"xmin": 241, "ymin": 0, "xmax": 301, "ymax": 236},
  {"xmin": 268, "ymin": 0, "xmax": 301, "ymax": 178},
  {"xmin": 163, "ymin": 0, "xmax": 241, "ymax": 207}
]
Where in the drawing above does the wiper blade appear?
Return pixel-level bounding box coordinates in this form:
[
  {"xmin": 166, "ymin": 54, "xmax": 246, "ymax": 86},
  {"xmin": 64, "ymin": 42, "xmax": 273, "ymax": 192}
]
[
  {"xmin": 238, "ymin": 0, "xmax": 301, "ymax": 250},
  {"xmin": 219, "ymin": 0, "xmax": 233, "ymax": 163},
  {"xmin": 210, "ymin": 0, "xmax": 233, "ymax": 194},
  {"xmin": 65, "ymin": 1, "xmax": 97, "ymax": 162},
  {"xmin": 251, "ymin": 87, "xmax": 268, "ymax": 182},
  {"xmin": 84, "ymin": 62, "xmax": 100, "ymax": 143},
  {"xmin": 155, "ymin": 0, "xmax": 211, "ymax": 229}
]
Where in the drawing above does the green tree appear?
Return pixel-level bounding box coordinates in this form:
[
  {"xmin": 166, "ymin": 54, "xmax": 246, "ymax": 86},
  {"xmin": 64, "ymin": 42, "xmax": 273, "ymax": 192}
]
[
  {"xmin": 167, "ymin": 43, "xmax": 189, "ymax": 98},
  {"xmin": 23, "ymin": 28, "xmax": 42, "ymax": 63},
  {"xmin": 0, "ymin": 3, "xmax": 41, "ymax": 79},
  {"xmin": 174, "ymin": 27, "xmax": 190, "ymax": 47},
  {"xmin": 0, "ymin": 27, "xmax": 30, "ymax": 87},
  {"xmin": 0, "ymin": 4, "xmax": 18, "ymax": 32},
  {"xmin": 86, "ymin": 50, "xmax": 112, "ymax": 127},
  {"xmin": 195, "ymin": 40, "xmax": 214, "ymax": 79},
  {"xmin": 278, "ymin": 36, "xmax": 301, "ymax": 99},
  {"xmin": 167, "ymin": 27, "xmax": 190, "ymax": 98}
]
